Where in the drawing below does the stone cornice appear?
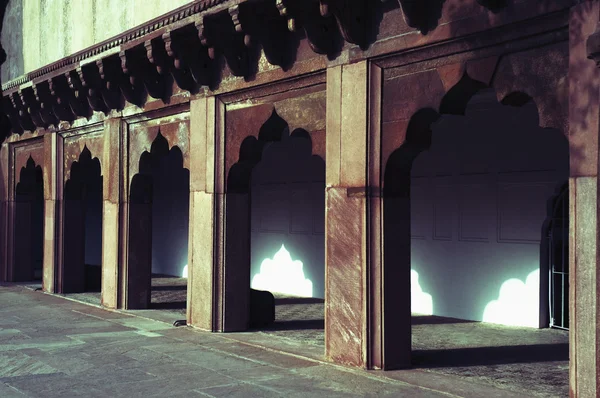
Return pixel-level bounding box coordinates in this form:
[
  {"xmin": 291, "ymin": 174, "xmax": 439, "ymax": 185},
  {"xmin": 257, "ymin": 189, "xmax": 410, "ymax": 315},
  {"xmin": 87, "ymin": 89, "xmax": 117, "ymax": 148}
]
[{"xmin": 2, "ymin": 0, "xmax": 232, "ymax": 91}]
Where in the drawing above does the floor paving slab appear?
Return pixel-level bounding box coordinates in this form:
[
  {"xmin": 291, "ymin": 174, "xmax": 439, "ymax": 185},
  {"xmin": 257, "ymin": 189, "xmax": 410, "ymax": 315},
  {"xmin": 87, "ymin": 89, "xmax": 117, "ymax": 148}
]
[{"xmin": 0, "ymin": 284, "xmax": 565, "ymax": 397}]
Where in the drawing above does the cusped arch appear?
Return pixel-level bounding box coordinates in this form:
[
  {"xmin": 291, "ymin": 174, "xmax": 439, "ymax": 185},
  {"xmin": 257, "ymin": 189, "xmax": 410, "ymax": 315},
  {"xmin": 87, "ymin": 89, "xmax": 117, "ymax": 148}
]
[
  {"xmin": 227, "ymin": 109, "xmax": 288, "ymax": 193},
  {"xmin": 64, "ymin": 146, "xmax": 103, "ymax": 201},
  {"xmin": 65, "ymin": 145, "xmax": 103, "ymax": 180},
  {"xmin": 385, "ymin": 69, "xmax": 568, "ymax": 187},
  {"xmin": 16, "ymin": 156, "xmax": 43, "ymax": 197},
  {"xmin": 131, "ymin": 130, "xmax": 188, "ymax": 203},
  {"xmin": 133, "ymin": 130, "xmax": 188, "ymax": 180}
]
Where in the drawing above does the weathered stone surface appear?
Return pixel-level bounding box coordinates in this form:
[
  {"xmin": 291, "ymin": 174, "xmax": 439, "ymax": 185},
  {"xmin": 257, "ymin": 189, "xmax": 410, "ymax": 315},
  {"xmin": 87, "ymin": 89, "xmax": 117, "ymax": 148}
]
[
  {"xmin": 570, "ymin": 176, "xmax": 600, "ymax": 398},
  {"xmin": 325, "ymin": 186, "xmax": 365, "ymax": 367}
]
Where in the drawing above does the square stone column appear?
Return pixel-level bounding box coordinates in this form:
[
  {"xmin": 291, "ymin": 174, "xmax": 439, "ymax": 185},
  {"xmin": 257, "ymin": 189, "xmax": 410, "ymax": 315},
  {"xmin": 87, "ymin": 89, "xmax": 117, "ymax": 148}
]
[
  {"xmin": 187, "ymin": 96, "xmax": 220, "ymax": 330},
  {"xmin": 101, "ymin": 118, "xmax": 122, "ymax": 309},
  {"xmin": 325, "ymin": 61, "xmax": 410, "ymax": 369},
  {"xmin": 0, "ymin": 141, "xmax": 9, "ymax": 282},
  {"xmin": 42, "ymin": 132, "xmax": 61, "ymax": 293},
  {"xmin": 573, "ymin": 2, "xmax": 600, "ymax": 397}
]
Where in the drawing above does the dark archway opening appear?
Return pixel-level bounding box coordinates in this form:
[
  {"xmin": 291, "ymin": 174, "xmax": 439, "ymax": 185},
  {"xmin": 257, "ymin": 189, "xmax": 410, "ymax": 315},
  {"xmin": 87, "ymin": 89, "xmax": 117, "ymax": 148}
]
[
  {"xmin": 227, "ymin": 110, "xmax": 326, "ymax": 345},
  {"xmin": 14, "ymin": 156, "xmax": 44, "ymax": 282},
  {"xmin": 543, "ymin": 182, "xmax": 569, "ymax": 331},
  {"xmin": 128, "ymin": 131, "xmax": 189, "ymax": 314},
  {"xmin": 383, "ymin": 79, "xmax": 569, "ymax": 395},
  {"xmin": 62, "ymin": 147, "xmax": 103, "ymax": 295}
]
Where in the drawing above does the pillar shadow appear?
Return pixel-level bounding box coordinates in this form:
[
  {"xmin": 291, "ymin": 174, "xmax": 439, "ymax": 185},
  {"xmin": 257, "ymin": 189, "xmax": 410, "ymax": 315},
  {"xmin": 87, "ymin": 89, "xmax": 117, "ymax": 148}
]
[{"xmin": 412, "ymin": 343, "xmax": 568, "ymax": 368}]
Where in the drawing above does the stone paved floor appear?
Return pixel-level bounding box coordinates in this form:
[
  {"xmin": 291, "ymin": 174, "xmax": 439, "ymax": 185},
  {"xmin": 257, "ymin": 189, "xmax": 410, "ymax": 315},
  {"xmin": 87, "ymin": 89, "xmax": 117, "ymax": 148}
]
[
  {"xmin": 32, "ymin": 278, "xmax": 569, "ymax": 397},
  {"xmin": 0, "ymin": 284, "xmax": 532, "ymax": 398}
]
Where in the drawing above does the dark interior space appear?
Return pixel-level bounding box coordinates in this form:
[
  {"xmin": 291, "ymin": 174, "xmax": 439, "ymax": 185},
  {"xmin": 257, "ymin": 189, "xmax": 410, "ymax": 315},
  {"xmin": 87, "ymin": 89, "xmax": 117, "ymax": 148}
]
[
  {"xmin": 129, "ymin": 131, "xmax": 189, "ymax": 311},
  {"xmin": 229, "ymin": 109, "xmax": 326, "ymax": 339},
  {"xmin": 63, "ymin": 147, "xmax": 103, "ymax": 293},
  {"xmin": 381, "ymin": 86, "xmax": 570, "ymax": 395},
  {"xmin": 14, "ymin": 156, "xmax": 44, "ymax": 281}
]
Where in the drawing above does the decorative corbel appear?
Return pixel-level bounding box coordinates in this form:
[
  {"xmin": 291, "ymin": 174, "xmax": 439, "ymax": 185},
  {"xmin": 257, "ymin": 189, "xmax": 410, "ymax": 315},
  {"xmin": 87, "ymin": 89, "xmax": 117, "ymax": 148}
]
[
  {"xmin": 18, "ymin": 88, "xmax": 46, "ymax": 128},
  {"xmin": 2, "ymin": 95, "xmax": 23, "ymax": 135},
  {"xmin": 32, "ymin": 82, "xmax": 61, "ymax": 125},
  {"xmin": 65, "ymin": 70, "xmax": 93, "ymax": 118},
  {"xmin": 396, "ymin": 0, "xmax": 444, "ymax": 34},
  {"xmin": 45, "ymin": 76, "xmax": 77, "ymax": 122},
  {"xmin": 236, "ymin": 1, "xmax": 297, "ymax": 70},
  {"xmin": 229, "ymin": 5, "xmax": 252, "ymax": 48},
  {"xmin": 198, "ymin": 10, "xmax": 254, "ymax": 78},
  {"xmin": 195, "ymin": 16, "xmax": 216, "ymax": 60},
  {"xmin": 162, "ymin": 30, "xmax": 198, "ymax": 93},
  {"xmin": 96, "ymin": 56, "xmax": 130, "ymax": 109},
  {"xmin": 275, "ymin": 0, "xmax": 342, "ymax": 55},
  {"xmin": 320, "ymin": 0, "xmax": 369, "ymax": 49},
  {"xmin": 10, "ymin": 91, "xmax": 35, "ymax": 132},
  {"xmin": 121, "ymin": 46, "xmax": 168, "ymax": 101},
  {"xmin": 145, "ymin": 37, "xmax": 171, "ymax": 76},
  {"xmin": 77, "ymin": 64, "xmax": 110, "ymax": 113},
  {"xmin": 192, "ymin": 17, "xmax": 219, "ymax": 87}
]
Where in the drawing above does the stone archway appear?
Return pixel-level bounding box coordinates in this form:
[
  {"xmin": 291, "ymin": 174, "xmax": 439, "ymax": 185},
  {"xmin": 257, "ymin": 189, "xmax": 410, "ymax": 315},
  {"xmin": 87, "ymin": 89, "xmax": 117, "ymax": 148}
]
[
  {"xmin": 14, "ymin": 156, "xmax": 44, "ymax": 282},
  {"xmin": 127, "ymin": 131, "xmax": 190, "ymax": 310},
  {"xmin": 383, "ymin": 73, "xmax": 569, "ymax": 368},
  {"xmin": 61, "ymin": 146, "xmax": 103, "ymax": 294},
  {"xmin": 223, "ymin": 109, "xmax": 326, "ymax": 332}
]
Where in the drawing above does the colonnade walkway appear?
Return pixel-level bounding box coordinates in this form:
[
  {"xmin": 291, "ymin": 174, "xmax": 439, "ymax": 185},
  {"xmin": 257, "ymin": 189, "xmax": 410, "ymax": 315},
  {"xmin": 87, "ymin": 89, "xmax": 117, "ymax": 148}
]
[{"xmin": 0, "ymin": 284, "xmax": 566, "ymax": 397}]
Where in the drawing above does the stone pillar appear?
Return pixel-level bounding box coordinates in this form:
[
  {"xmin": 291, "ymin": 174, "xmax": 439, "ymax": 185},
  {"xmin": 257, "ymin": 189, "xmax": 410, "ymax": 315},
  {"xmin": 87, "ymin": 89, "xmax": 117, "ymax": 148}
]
[
  {"xmin": 325, "ymin": 61, "xmax": 408, "ymax": 369},
  {"xmin": 573, "ymin": 2, "xmax": 600, "ymax": 397},
  {"xmin": 187, "ymin": 96, "xmax": 222, "ymax": 330},
  {"xmin": 42, "ymin": 132, "xmax": 60, "ymax": 293},
  {"xmin": 0, "ymin": 141, "xmax": 8, "ymax": 282},
  {"xmin": 101, "ymin": 118, "xmax": 121, "ymax": 309}
]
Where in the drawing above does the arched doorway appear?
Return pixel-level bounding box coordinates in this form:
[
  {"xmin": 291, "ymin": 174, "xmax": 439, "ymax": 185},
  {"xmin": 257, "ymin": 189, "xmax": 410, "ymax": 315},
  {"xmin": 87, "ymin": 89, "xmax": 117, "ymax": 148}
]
[
  {"xmin": 383, "ymin": 76, "xmax": 570, "ymax": 370},
  {"xmin": 228, "ymin": 109, "xmax": 326, "ymax": 344},
  {"xmin": 128, "ymin": 131, "xmax": 190, "ymax": 313},
  {"xmin": 62, "ymin": 147, "xmax": 103, "ymax": 295},
  {"xmin": 14, "ymin": 157, "xmax": 44, "ymax": 282}
]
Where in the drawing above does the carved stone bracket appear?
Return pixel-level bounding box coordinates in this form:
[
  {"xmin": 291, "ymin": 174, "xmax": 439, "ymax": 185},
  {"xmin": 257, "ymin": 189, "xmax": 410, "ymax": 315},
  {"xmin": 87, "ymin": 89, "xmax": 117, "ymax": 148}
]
[
  {"xmin": 320, "ymin": 0, "xmax": 369, "ymax": 48},
  {"xmin": 77, "ymin": 65, "xmax": 110, "ymax": 113},
  {"xmin": 237, "ymin": 1, "xmax": 298, "ymax": 70},
  {"xmin": 163, "ymin": 30, "xmax": 198, "ymax": 92},
  {"xmin": 65, "ymin": 70, "xmax": 93, "ymax": 118},
  {"xmin": 40, "ymin": 78, "xmax": 76, "ymax": 122},
  {"xmin": 19, "ymin": 87, "xmax": 46, "ymax": 128},
  {"xmin": 146, "ymin": 37, "xmax": 172, "ymax": 76},
  {"xmin": 10, "ymin": 92, "xmax": 35, "ymax": 132},
  {"xmin": 121, "ymin": 46, "xmax": 169, "ymax": 101},
  {"xmin": 202, "ymin": 10, "xmax": 255, "ymax": 77},
  {"xmin": 97, "ymin": 55, "xmax": 135, "ymax": 108},
  {"xmin": 32, "ymin": 82, "xmax": 60, "ymax": 126},
  {"xmin": 395, "ymin": 0, "xmax": 444, "ymax": 34},
  {"xmin": 276, "ymin": 0, "xmax": 342, "ymax": 55},
  {"xmin": 2, "ymin": 96, "xmax": 22, "ymax": 135}
]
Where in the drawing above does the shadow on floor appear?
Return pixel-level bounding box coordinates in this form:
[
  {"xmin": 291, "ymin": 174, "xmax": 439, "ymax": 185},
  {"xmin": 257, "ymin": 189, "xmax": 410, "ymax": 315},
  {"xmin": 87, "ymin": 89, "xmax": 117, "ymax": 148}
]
[
  {"xmin": 412, "ymin": 343, "xmax": 569, "ymax": 368},
  {"xmin": 275, "ymin": 297, "xmax": 325, "ymax": 305},
  {"xmin": 258, "ymin": 319, "xmax": 324, "ymax": 331},
  {"xmin": 150, "ymin": 301, "xmax": 187, "ymax": 310},
  {"xmin": 412, "ymin": 315, "xmax": 477, "ymax": 325},
  {"xmin": 152, "ymin": 285, "xmax": 187, "ymax": 292}
]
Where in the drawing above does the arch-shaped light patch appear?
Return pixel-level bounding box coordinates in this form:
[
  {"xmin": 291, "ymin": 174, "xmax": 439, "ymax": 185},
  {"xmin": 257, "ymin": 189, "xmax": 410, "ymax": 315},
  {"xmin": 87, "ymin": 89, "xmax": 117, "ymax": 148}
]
[
  {"xmin": 483, "ymin": 269, "xmax": 539, "ymax": 328},
  {"xmin": 182, "ymin": 264, "xmax": 188, "ymax": 278},
  {"xmin": 251, "ymin": 244, "xmax": 313, "ymax": 297},
  {"xmin": 411, "ymin": 270, "xmax": 433, "ymax": 315}
]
